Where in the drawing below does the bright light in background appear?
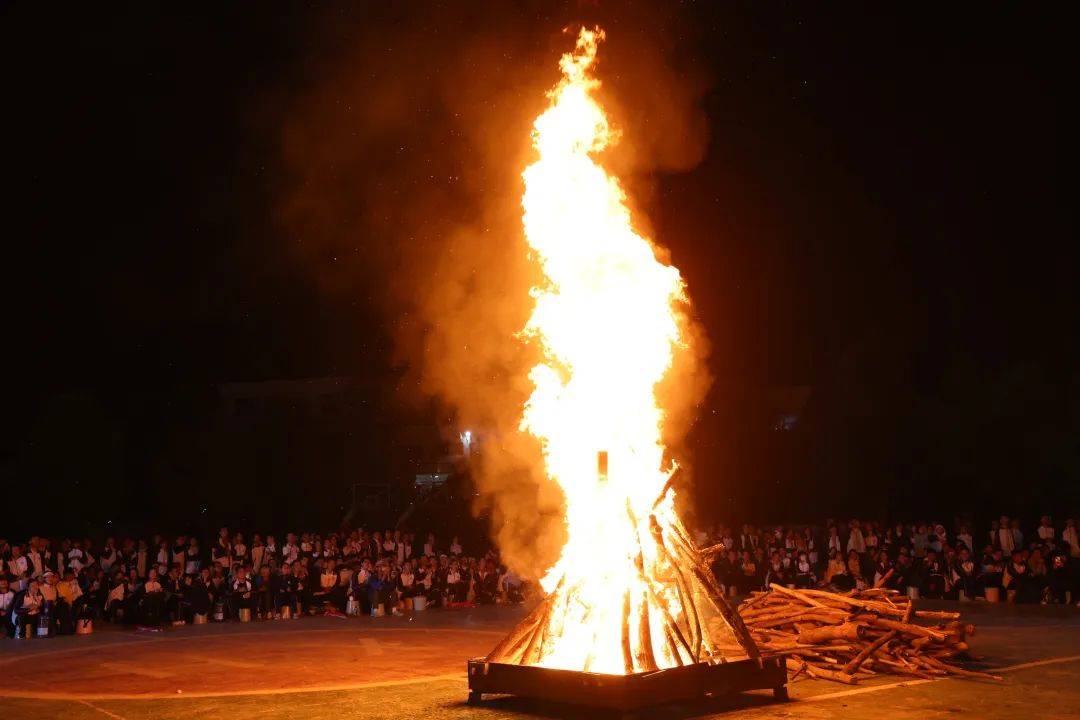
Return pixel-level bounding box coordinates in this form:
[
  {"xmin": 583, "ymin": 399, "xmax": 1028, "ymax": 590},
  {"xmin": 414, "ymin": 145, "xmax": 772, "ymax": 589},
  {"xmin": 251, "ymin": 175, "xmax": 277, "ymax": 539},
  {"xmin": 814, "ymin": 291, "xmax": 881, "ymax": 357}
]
[{"xmin": 460, "ymin": 429, "xmax": 473, "ymax": 456}]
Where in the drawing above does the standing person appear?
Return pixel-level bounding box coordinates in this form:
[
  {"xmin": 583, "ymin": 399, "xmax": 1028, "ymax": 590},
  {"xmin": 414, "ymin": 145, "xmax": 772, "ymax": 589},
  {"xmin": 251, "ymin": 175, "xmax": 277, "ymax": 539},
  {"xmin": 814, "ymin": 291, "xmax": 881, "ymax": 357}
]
[
  {"xmin": 1037, "ymin": 516, "xmax": 1055, "ymax": 543},
  {"xmin": 26, "ymin": 539, "xmax": 45, "ymax": 580},
  {"xmin": 423, "ymin": 534, "xmax": 437, "ymax": 558},
  {"xmin": 172, "ymin": 536, "xmax": 187, "ymax": 568},
  {"xmin": 264, "ymin": 535, "xmax": 279, "ymax": 568},
  {"xmin": 136, "ymin": 539, "xmax": 149, "ymax": 579},
  {"xmin": 232, "ymin": 534, "xmax": 249, "ymax": 566},
  {"xmin": 1009, "ymin": 519, "xmax": 1024, "ymax": 551},
  {"xmin": 1063, "ymin": 519, "xmax": 1080, "ymax": 558},
  {"xmin": 864, "ymin": 523, "xmax": 880, "ymax": 555},
  {"xmin": 7, "ymin": 545, "xmax": 29, "ymax": 580},
  {"xmin": 251, "ymin": 535, "xmax": 265, "ymax": 573},
  {"xmin": 185, "ymin": 537, "xmax": 201, "ymax": 576},
  {"xmin": 826, "ymin": 526, "xmax": 843, "ymax": 558},
  {"xmin": 956, "ymin": 525, "xmax": 974, "ymax": 553},
  {"xmin": 847, "ymin": 520, "xmax": 866, "ymax": 556},
  {"xmin": 998, "ymin": 517, "xmax": 1015, "ymax": 554},
  {"xmin": 282, "ymin": 534, "xmax": 299, "ymax": 565},
  {"xmin": 0, "ymin": 577, "xmax": 15, "ymax": 638},
  {"xmin": 212, "ymin": 535, "xmax": 231, "ymax": 570},
  {"xmin": 99, "ymin": 538, "xmax": 118, "ymax": 574}
]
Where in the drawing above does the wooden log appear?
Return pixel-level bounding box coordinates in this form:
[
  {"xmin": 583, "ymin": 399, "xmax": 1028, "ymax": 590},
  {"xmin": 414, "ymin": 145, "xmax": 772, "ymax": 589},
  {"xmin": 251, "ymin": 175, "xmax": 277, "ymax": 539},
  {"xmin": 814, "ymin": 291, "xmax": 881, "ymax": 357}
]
[
  {"xmin": 621, "ymin": 589, "xmax": 634, "ymax": 674},
  {"xmin": 635, "ymin": 589, "xmax": 658, "ymax": 672},
  {"xmin": 804, "ymin": 664, "xmax": 857, "ymax": 684},
  {"xmin": 486, "ymin": 576, "xmax": 564, "ymax": 663},
  {"xmin": 769, "ymin": 583, "xmax": 828, "ymax": 608},
  {"xmin": 869, "ymin": 617, "xmax": 947, "ymax": 641},
  {"xmin": 920, "ymin": 660, "xmax": 1002, "ymax": 682},
  {"xmin": 842, "ymin": 630, "xmax": 897, "ymax": 675},
  {"xmin": 797, "ymin": 622, "xmax": 864, "ymax": 644},
  {"xmin": 873, "ymin": 568, "xmax": 894, "ymax": 588},
  {"xmin": 914, "ymin": 610, "xmax": 962, "ymax": 620}
]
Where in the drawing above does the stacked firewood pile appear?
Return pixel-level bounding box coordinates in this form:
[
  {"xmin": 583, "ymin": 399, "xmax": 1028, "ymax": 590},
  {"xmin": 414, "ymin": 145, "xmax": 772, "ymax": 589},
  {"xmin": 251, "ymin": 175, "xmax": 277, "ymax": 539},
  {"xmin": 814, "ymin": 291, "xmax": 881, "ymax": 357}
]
[{"xmin": 735, "ymin": 584, "xmax": 1002, "ymax": 684}]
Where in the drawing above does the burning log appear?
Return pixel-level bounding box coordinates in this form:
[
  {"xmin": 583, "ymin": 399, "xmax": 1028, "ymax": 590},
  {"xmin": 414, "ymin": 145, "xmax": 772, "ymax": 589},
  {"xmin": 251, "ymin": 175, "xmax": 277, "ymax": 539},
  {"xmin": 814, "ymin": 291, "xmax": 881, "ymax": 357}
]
[{"xmin": 739, "ymin": 587, "xmax": 998, "ymax": 686}]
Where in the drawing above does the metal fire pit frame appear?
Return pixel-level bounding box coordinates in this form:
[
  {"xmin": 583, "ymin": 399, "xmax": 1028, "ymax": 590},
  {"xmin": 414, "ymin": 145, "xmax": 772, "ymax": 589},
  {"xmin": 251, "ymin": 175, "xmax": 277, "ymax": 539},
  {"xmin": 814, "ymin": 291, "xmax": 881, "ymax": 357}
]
[{"xmin": 467, "ymin": 656, "xmax": 787, "ymax": 712}]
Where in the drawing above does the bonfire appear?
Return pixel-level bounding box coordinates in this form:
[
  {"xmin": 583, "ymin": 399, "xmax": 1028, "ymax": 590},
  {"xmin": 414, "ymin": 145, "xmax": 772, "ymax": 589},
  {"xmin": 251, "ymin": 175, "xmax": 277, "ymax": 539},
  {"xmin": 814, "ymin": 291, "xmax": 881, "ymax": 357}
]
[{"xmin": 483, "ymin": 27, "xmax": 758, "ymax": 675}]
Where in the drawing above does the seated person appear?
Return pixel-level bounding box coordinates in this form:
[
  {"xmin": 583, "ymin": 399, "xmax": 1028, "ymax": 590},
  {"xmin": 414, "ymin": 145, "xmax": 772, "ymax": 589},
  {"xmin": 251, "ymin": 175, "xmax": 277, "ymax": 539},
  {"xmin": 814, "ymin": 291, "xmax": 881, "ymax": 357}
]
[
  {"xmin": 141, "ymin": 568, "xmax": 166, "ymax": 625},
  {"xmin": 921, "ymin": 550, "xmax": 947, "ymax": 598},
  {"xmin": 313, "ymin": 559, "xmax": 344, "ymax": 612},
  {"xmin": 0, "ymin": 577, "xmax": 15, "ymax": 638},
  {"xmin": 445, "ymin": 560, "xmax": 468, "ymax": 603},
  {"xmin": 794, "ymin": 552, "xmax": 816, "ymax": 589},
  {"xmin": 474, "ymin": 559, "xmax": 499, "ymax": 605},
  {"xmin": 824, "ymin": 549, "xmax": 852, "ymax": 591},
  {"xmin": 13, "ymin": 579, "xmax": 44, "ymax": 637},
  {"xmin": 951, "ymin": 547, "xmax": 982, "ymax": 600},
  {"xmin": 229, "ymin": 566, "xmax": 254, "ymax": 618},
  {"xmin": 254, "ymin": 566, "xmax": 280, "ymax": 619},
  {"xmin": 348, "ymin": 559, "xmax": 373, "ymax": 615},
  {"xmin": 185, "ymin": 567, "xmax": 214, "ymax": 620}
]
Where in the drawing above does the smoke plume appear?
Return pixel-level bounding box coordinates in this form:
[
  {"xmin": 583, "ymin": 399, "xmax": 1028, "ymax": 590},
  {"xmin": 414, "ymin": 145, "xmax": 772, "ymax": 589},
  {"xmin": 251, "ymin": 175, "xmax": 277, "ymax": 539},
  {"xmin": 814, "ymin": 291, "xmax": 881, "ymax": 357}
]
[{"xmin": 280, "ymin": 2, "xmax": 714, "ymax": 577}]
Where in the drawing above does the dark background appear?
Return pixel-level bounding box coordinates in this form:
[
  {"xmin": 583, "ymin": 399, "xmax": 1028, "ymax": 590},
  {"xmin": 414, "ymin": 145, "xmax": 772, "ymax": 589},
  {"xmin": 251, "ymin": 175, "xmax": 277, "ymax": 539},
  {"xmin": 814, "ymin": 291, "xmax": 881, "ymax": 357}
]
[{"xmin": 2, "ymin": 2, "xmax": 1074, "ymax": 540}]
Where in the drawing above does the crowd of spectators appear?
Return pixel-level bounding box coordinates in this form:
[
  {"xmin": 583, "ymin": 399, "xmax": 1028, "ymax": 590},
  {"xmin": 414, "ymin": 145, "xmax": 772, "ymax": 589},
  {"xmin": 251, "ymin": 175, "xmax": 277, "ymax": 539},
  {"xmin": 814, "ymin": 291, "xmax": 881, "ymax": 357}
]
[
  {"xmin": 703, "ymin": 515, "xmax": 1080, "ymax": 605},
  {"xmin": 0, "ymin": 528, "xmax": 526, "ymax": 638},
  {"xmin": 3, "ymin": 514, "xmax": 1078, "ymax": 639}
]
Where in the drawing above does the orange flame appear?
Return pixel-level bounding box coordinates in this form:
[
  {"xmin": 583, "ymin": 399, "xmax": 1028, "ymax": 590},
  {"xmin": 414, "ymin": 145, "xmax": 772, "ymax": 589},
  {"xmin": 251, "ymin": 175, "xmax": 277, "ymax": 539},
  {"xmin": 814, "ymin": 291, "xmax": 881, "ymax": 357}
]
[{"xmin": 519, "ymin": 27, "xmax": 707, "ymax": 674}]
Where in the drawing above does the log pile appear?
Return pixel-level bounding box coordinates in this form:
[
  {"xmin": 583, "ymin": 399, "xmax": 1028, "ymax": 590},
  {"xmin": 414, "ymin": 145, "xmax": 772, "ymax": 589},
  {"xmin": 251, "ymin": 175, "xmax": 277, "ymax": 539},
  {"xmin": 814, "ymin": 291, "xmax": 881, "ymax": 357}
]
[{"xmin": 735, "ymin": 584, "xmax": 1002, "ymax": 684}]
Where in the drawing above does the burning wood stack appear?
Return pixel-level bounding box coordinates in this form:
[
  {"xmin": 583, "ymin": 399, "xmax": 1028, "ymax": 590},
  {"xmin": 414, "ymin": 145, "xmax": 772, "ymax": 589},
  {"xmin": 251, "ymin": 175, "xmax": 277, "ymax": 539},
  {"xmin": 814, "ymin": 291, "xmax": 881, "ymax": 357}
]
[
  {"xmin": 735, "ymin": 584, "xmax": 1002, "ymax": 684},
  {"xmin": 485, "ymin": 506, "xmax": 760, "ymax": 672}
]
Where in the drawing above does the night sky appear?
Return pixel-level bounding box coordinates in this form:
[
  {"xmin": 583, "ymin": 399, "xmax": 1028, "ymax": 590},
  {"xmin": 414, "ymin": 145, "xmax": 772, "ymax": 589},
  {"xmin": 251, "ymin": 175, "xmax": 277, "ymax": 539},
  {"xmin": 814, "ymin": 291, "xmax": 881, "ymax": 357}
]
[{"xmin": 3, "ymin": 2, "xmax": 1074, "ymax": 535}]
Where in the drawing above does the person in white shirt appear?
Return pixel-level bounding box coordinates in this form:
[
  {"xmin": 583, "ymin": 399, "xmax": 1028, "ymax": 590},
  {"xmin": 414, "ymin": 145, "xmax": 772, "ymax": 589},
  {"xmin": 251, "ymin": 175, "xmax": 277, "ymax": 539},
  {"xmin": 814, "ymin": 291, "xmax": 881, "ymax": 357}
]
[
  {"xmin": 826, "ymin": 526, "xmax": 843, "ymax": 556},
  {"xmin": 956, "ymin": 525, "xmax": 974, "ymax": 553},
  {"xmin": 1037, "ymin": 516, "xmax": 1055, "ymax": 542},
  {"xmin": 7, "ymin": 546, "xmax": 29, "ymax": 579},
  {"xmin": 283, "ymin": 534, "xmax": 300, "ymax": 564},
  {"xmin": 998, "ymin": 516, "xmax": 1015, "ymax": 554},
  {"xmin": 449, "ymin": 537, "xmax": 463, "ymax": 556},
  {"xmin": 27, "ymin": 542, "xmax": 45, "ymax": 579},
  {"xmin": 445, "ymin": 562, "xmax": 464, "ymax": 602},
  {"xmin": 847, "ymin": 520, "xmax": 866, "ymax": 555},
  {"xmin": 230, "ymin": 567, "xmax": 254, "ymax": 618},
  {"xmin": 99, "ymin": 538, "xmax": 117, "ymax": 573},
  {"xmin": 1009, "ymin": 519, "xmax": 1023, "ymax": 550}
]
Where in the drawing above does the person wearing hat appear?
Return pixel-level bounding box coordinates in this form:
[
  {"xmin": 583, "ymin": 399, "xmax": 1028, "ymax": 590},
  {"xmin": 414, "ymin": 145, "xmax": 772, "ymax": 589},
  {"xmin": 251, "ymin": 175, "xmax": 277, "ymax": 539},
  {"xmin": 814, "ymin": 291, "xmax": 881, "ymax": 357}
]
[{"xmin": 40, "ymin": 570, "xmax": 59, "ymax": 604}]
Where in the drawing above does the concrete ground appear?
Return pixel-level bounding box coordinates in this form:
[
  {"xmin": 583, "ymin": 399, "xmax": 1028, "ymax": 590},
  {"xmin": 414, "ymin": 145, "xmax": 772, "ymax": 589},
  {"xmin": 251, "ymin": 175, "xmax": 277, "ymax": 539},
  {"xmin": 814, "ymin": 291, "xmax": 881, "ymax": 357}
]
[{"xmin": 1, "ymin": 601, "xmax": 1078, "ymax": 719}]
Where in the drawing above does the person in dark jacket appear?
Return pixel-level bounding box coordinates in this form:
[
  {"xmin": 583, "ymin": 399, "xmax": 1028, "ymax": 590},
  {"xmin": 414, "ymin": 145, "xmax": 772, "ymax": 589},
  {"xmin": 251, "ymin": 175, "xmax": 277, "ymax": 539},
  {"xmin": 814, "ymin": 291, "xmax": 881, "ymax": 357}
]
[{"xmin": 185, "ymin": 567, "xmax": 213, "ymax": 620}]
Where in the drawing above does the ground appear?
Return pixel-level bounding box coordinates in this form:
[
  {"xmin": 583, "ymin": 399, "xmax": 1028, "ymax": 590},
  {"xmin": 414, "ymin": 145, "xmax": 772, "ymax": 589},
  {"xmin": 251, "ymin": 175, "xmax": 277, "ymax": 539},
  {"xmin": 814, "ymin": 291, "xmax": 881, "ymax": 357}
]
[{"xmin": 1, "ymin": 601, "xmax": 1078, "ymax": 719}]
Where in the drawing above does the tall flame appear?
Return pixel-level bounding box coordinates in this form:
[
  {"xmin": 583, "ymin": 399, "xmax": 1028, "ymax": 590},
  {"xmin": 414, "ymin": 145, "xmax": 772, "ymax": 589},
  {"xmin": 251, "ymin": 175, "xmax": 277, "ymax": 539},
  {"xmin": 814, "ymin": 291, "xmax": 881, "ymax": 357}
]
[{"xmin": 518, "ymin": 28, "xmax": 715, "ymax": 674}]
